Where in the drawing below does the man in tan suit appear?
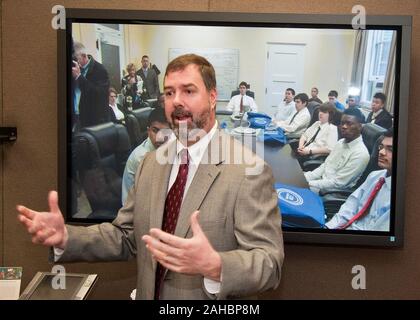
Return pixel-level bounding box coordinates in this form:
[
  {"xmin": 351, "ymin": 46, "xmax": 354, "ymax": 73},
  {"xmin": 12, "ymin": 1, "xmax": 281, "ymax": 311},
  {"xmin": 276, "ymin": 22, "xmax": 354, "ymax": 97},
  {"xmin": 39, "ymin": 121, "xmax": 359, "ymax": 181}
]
[{"xmin": 17, "ymin": 54, "xmax": 284, "ymax": 300}]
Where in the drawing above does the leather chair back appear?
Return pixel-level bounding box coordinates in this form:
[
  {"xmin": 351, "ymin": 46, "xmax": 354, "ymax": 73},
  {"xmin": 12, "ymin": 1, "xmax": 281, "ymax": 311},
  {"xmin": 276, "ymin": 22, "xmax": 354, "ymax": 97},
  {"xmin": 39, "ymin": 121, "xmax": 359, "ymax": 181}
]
[
  {"xmin": 125, "ymin": 107, "xmax": 153, "ymax": 149},
  {"xmin": 73, "ymin": 122, "xmax": 131, "ymax": 218}
]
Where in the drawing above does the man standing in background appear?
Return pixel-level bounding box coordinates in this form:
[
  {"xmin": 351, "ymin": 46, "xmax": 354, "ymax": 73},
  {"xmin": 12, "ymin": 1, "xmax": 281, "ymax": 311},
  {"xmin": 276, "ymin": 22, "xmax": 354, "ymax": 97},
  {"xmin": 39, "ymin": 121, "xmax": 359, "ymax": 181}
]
[
  {"xmin": 137, "ymin": 55, "xmax": 161, "ymax": 100},
  {"xmin": 72, "ymin": 41, "xmax": 110, "ymax": 131}
]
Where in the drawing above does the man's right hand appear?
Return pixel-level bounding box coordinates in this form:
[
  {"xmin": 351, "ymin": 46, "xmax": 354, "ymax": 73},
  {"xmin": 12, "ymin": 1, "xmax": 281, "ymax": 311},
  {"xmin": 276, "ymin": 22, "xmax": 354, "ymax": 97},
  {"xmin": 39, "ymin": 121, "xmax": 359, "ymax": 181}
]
[
  {"xmin": 72, "ymin": 61, "xmax": 81, "ymax": 79},
  {"xmin": 17, "ymin": 191, "xmax": 68, "ymax": 249}
]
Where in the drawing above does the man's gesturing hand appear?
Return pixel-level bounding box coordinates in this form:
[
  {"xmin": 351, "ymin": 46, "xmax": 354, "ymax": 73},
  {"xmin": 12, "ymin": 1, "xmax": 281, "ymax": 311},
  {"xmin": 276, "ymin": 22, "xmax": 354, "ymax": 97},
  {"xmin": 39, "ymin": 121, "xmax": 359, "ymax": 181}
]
[
  {"xmin": 142, "ymin": 211, "xmax": 222, "ymax": 281},
  {"xmin": 17, "ymin": 191, "xmax": 68, "ymax": 249}
]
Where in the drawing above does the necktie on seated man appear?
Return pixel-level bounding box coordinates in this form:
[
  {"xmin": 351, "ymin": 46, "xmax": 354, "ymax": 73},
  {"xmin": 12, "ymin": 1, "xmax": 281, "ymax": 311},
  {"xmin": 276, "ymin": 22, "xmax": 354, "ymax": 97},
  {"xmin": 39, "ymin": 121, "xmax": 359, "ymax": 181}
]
[
  {"xmin": 240, "ymin": 95, "xmax": 244, "ymax": 113},
  {"xmin": 289, "ymin": 110, "xmax": 299, "ymax": 125},
  {"xmin": 303, "ymin": 126, "xmax": 321, "ymax": 148},
  {"xmin": 339, "ymin": 177, "xmax": 386, "ymax": 230},
  {"xmin": 154, "ymin": 148, "xmax": 189, "ymax": 299}
]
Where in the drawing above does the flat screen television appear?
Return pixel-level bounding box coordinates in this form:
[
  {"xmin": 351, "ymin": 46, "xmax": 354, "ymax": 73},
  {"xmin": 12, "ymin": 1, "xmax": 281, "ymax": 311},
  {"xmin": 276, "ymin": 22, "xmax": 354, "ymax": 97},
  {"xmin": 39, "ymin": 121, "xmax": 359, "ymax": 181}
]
[{"xmin": 58, "ymin": 9, "xmax": 411, "ymax": 246}]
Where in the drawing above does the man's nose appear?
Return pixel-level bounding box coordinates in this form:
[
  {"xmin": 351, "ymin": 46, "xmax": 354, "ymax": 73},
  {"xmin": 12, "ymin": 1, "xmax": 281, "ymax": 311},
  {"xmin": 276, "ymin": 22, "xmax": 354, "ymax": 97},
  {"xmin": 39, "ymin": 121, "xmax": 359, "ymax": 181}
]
[{"xmin": 172, "ymin": 91, "xmax": 183, "ymax": 106}]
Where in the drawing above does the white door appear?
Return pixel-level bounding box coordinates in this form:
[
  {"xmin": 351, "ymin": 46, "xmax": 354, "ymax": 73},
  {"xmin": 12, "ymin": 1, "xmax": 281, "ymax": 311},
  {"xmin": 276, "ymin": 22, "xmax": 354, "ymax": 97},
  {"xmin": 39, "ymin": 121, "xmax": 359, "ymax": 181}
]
[{"xmin": 264, "ymin": 43, "xmax": 306, "ymax": 115}]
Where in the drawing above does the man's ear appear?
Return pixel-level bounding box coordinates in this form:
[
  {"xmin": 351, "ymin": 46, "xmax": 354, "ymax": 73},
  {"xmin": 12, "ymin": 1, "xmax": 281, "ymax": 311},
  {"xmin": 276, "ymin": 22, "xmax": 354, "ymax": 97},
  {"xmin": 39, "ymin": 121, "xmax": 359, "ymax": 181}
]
[{"xmin": 210, "ymin": 89, "xmax": 217, "ymax": 110}]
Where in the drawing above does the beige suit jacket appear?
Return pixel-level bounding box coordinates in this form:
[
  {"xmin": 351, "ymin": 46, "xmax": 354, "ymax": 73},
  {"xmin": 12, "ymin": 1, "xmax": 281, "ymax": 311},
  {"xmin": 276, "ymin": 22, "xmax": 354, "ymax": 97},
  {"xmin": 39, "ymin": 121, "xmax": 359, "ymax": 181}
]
[{"xmin": 60, "ymin": 130, "xmax": 284, "ymax": 299}]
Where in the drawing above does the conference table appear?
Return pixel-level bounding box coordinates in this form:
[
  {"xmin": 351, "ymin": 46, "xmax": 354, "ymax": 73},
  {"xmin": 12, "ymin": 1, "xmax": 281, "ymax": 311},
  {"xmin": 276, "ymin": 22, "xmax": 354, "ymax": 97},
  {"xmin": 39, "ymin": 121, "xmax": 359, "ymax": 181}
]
[{"xmin": 216, "ymin": 112, "xmax": 309, "ymax": 189}]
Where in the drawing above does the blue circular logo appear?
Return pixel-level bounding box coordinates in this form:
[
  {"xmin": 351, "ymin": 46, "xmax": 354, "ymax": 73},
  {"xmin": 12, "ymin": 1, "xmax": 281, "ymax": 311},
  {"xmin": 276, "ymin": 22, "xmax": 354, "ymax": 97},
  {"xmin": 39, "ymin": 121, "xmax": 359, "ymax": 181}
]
[{"xmin": 276, "ymin": 188, "xmax": 304, "ymax": 206}]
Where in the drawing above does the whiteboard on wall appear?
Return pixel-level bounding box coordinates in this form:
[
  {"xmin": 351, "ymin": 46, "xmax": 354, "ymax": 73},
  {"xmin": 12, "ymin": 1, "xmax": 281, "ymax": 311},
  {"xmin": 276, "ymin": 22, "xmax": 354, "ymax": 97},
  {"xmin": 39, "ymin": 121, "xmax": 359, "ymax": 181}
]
[{"xmin": 168, "ymin": 48, "xmax": 239, "ymax": 101}]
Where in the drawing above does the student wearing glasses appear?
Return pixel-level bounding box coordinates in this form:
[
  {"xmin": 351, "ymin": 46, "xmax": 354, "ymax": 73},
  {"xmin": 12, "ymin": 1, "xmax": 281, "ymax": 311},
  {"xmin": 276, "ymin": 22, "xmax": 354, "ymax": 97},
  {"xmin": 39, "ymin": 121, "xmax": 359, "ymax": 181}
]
[{"xmin": 326, "ymin": 128, "xmax": 393, "ymax": 231}]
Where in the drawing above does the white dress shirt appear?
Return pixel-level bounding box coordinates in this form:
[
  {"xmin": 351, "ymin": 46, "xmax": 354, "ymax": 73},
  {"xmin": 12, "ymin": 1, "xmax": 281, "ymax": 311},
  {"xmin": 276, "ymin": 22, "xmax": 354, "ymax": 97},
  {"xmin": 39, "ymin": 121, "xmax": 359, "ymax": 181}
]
[
  {"xmin": 304, "ymin": 136, "xmax": 370, "ymax": 193},
  {"xmin": 226, "ymin": 94, "xmax": 258, "ymax": 114},
  {"xmin": 326, "ymin": 170, "xmax": 391, "ymax": 231},
  {"xmin": 109, "ymin": 103, "xmax": 125, "ymax": 120},
  {"xmin": 370, "ymin": 109, "xmax": 383, "ymax": 124},
  {"xmin": 274, "ymin": 100, "xmax": 295, "ymax": 121},
  {"xmin": 276, "ymin": 107, "xmax": 311, "ymax": 138},
  {"xmin": 169, "ymin": 121, "xmax": 221, "ymax": 294},
  {"xmin": 301, "ymin": 121, "xmax": 338, "ymax": 152}
]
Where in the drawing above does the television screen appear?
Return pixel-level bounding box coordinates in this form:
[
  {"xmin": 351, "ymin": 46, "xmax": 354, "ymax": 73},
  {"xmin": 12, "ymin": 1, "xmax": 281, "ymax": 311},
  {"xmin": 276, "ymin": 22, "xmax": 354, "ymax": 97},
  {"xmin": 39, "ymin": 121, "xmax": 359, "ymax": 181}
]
[{"xmin": 58, "ymin": 10, "xmax": 411, "ymax": 246}]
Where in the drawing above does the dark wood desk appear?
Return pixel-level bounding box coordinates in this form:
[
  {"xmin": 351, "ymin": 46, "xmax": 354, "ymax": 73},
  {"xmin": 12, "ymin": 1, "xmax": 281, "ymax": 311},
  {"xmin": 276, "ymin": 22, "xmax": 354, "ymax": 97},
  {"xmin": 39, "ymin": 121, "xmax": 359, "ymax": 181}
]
[
  {"xmin": 241, "ymin": 138, "xmax": 309, "ymax": 188},
  {"xmin": 217, "ymin": 113, "xmax": 309, "ymax": 189}
]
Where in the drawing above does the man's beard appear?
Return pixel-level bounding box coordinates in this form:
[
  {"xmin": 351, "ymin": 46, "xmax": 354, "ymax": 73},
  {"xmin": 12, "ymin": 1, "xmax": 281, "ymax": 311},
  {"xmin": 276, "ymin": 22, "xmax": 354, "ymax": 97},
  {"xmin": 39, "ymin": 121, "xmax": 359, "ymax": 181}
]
[{"xmin": 170, "ymin": 103, "xmax": 212, "ymax": 145}]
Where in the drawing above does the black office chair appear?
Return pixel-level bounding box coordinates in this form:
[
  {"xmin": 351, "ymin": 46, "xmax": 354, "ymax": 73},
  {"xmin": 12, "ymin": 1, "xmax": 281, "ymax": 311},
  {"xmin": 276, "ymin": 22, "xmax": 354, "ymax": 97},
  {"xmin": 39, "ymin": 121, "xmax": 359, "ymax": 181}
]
[
  {"xmin": 361, "ymin": 123, "xmax": 387, "ymax": 154},
  {"xmin": 230, "ymin": 89, "xmax": 255, "ymax": 99},
  {"xmin": 124, "ymin": 107, "xmax": 153, "ymax": 150},
  {"xmin": 307, "ymin": 101, "xmax": 321, "ymax": 119},
  {"xmin": 73, "ymin": 122, "xmax": 132, "ymax": 220}
]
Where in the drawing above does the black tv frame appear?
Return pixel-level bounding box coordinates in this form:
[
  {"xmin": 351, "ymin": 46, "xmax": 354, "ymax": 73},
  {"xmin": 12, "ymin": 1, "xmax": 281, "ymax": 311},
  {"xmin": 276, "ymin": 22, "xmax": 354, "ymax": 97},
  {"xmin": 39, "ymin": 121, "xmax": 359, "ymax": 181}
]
[{"xmin": 58, "ymin": 9, "xmax": 411, "ymax": 247}]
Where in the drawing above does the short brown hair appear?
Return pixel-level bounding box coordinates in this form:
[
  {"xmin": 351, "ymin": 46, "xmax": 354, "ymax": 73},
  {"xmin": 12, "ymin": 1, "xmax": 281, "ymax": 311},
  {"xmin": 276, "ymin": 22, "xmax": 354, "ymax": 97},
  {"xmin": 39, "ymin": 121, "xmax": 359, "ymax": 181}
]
[
  {"xmin": 165, "ymin": 54, "xmax": 216, "ymax": 92},
  {"xmin": 318, "ymin": 102, "xmax": 336, "ymax": 123}
]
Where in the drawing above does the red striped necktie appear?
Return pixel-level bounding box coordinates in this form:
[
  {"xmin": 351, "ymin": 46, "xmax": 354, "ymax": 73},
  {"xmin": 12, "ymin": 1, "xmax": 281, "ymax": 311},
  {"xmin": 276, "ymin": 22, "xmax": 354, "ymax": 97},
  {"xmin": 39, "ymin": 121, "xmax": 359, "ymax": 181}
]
[
  {"xmin": 154, "ymin": 148, "xmax": 189, "ymax": 299},
  {"xmin": 339, "ymin": 177, "xmax": 386, "ymax": 230}
]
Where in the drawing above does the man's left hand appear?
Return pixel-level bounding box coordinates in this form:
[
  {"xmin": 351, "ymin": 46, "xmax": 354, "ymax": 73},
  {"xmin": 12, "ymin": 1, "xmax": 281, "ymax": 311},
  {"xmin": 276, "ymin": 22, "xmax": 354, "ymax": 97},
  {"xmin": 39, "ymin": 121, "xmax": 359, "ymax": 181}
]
[{"xmin": 142, "ymin": 211, "xmax": 221, "ymax": 281}]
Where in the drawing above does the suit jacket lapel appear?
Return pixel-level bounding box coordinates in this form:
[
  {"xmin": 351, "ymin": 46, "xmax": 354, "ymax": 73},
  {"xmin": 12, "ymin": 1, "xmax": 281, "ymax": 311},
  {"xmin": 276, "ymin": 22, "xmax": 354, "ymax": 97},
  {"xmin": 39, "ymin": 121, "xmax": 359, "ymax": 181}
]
[
  {"xmin": 150, "ymin": 141, "xmax": 176, "ymax": 231},
  {"xmin": 174, "ymin": 130, "xmax": 226, "ymax": 238}
]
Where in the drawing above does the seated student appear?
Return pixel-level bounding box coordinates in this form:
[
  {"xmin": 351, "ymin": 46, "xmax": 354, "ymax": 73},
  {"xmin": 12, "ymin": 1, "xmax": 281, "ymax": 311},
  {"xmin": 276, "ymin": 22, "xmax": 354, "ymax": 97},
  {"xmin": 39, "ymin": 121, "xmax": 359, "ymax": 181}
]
[
  {"xmin": 346, "ymin": 95, "xmax": 365, "ymax": 123},
  {"xmin": 275, "ymin": 93, "xmax": 311, "ymax": 139},
  {"xmin": 121, "ymin": 107, "xmax": 171, "ymax": 204},
  {"xmin": 366, "ymin": 92, "xmax": 393, "ymax": 130},
  {"xmin": 226, "ymin": 81, "xmax": 258, "ymax": 114},
  {"xmin": 108, "ymin": 87, "xmax": 126, "ymax": 123},
  {"xmin": 296, "ymin": 102, "xmax": 338, "ymax": 158},
  {"xmin": 328, "ymin": 90, "xmax": 345, "ymax": 112},
  {"xmin": 308, "ymin": 87, "xmax": 323, "ymax": 104},
  {"xmin": 275, "ymin": 88, "xmax": 296, "ymax": 121},
  {"xmin": 326, "ymin": 129, "xmax": 393, "ymax": 231},
  {"xmin": 304, "ymin": 108, "xmax": 369, "ymax": 194}
]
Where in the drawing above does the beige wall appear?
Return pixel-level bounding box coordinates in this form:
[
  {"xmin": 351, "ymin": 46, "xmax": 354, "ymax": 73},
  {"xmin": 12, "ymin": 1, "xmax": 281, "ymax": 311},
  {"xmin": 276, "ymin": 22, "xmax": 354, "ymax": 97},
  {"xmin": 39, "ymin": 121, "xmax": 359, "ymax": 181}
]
[
  {"xmin": 1, "ymin": 0, "xmax": 420, "ymax": 299},
  {"xmin": 72, "ymin": 23, "xmax": 98, "ymax": 60},
  {"xmin": 74, "ymin": 23, "xmax": 355, "ymax": 111},
  {"xmin": 124, "ymin": 24, "xmax": 144, "ymax": 69},
  {"xmin": 143, "ymin": 26, "xmax": 355, "ymax": 108}
]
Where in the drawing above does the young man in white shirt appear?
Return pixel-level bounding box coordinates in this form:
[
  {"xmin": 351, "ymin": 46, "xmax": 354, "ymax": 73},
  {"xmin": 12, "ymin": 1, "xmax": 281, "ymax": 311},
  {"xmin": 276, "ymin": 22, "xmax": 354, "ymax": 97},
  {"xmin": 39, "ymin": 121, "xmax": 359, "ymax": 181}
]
[
  {"xmin": 121, "ymin": 107, "xmax": 171, "ymax": 204},
  {"xmin": 304, "ymin": 108, "xmax": 370, "ymax": 194},
  {"xmin": 276, "ymin": 93, "xmax": 311, "ymax": 139},
  {"xmin": 226, "ymin": 81, "xmax": 258, "ymax": 114},
  {"xmin": 326, "ymin": 128, "xmax": 393, "ymax": 231},
  {"xmin": 297, "ymin": 102, "xmax": 338, "ymax": 157},
  {"xmin": 274, "ymin": 88, "xmax": 296, "ymax": 121}
]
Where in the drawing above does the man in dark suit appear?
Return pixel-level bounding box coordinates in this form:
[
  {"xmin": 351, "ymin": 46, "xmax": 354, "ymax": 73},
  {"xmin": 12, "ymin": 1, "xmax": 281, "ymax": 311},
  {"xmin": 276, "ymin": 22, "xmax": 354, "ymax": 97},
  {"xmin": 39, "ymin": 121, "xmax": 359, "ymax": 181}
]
[
  {"xmin": 136, "ymin": 55, "xmax": 160, "ymax": 100},
  {"xmin": 366, "ymin": 92, "xmax": 393, "ymax": 130},
  {"xmin": 72, "ymin": 42, "xmax": 110, "ymax": 130}
]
